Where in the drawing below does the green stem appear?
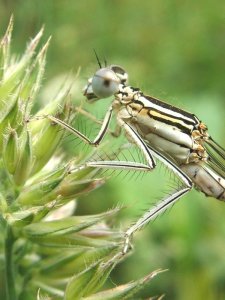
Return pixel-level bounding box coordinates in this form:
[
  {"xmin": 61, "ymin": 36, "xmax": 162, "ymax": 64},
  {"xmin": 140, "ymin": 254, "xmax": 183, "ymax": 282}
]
[{"xmin": 5, "ymin": 225, "xmax": 17, "ymax": 300}]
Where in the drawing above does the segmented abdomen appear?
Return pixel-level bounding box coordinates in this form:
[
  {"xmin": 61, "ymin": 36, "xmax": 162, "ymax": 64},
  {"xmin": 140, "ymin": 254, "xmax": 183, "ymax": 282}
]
[{"xmin": 181, "ymin": 163, "xmax": 225, "ymax": 200}]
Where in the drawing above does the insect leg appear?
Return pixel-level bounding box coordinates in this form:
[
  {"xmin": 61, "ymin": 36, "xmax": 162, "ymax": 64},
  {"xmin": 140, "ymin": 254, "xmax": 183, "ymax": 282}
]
[
  {"xmin": 49, "ymin": 110, "xmax": 157, "ymax": 172},
  {"xmin": 86, "ymin": 160, "xmax": 152, "ymax": 172},
  {"xmin": 48, "ymin": 105, "xmax": 113, "ymax": 146},
  {"xmin": 119, "ymin": 121, "xmax": 156, "ymax": 169},
  {"xmin": 121, "ymin": 122, "xmax": 193, "ymax": 254},
  {"xmin": 111, "ymin": 124, "xmax": 122, "ymax": 137},
  {"xmin": 123, "ymin": 187, "xmax": 190, "ymax": 254},
  {"xmin": 85, "ymin": 121, "xmax": 157, "ymax": 171},
  {"xmin": 75, "ymin": 122, "xmax": 157, "ymax": 173}
]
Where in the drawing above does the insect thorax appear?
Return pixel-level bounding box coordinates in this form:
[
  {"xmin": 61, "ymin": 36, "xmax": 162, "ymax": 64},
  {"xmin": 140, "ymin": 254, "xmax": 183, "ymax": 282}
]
[
  {"xmin": 113, "ymin": 84, "xmax": 210, "ymax": 166},
  {"xmin": 115, "ymin": 84, "xmax": 142, "ymax": 104}
]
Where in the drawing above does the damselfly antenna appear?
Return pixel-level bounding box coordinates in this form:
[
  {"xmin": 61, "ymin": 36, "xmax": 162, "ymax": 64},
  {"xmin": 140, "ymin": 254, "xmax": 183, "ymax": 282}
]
[
  {"xmin": 93, "ymin": 49, "xmax": 102, "ymax": 68},
  {"xmin": 104, "ymin": 57, "xmax": 107, "ymax": 67}
]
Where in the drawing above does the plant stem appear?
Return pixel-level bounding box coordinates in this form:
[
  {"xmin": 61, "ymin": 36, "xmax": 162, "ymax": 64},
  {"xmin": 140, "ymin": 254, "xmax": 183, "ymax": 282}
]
[{"xmin": 5, "ymin": 224, "xmax": 17, "ymax": 300}]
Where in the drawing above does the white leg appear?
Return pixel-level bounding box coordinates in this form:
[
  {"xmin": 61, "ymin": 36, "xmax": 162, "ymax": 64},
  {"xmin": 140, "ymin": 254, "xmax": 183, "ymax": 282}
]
[
  {"xmin": 48, "ymin": 105, "xmax": 113, "ymax": 146},
  {"xmin": 118, "ymin": 122, "xmax": 193, "ymax": 253},
  {"xmin": 48, "ymin": 112, "xmax": 193, "ymax": 255},
  {"xmin": 123, "ymin": 187, "xmax": 191, "ymax": 254}
]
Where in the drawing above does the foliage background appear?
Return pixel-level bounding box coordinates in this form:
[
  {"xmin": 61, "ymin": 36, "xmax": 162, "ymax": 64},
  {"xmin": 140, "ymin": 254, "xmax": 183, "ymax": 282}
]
[{"xmin": 0, "ymin": 1, "xmax": 225, "ymax": 299}]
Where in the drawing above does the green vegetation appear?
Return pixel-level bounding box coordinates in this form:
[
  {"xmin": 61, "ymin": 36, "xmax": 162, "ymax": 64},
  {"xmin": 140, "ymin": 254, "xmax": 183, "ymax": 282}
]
[
  {"xmin": 0, "ymin": 1, "xmax": 225, "ymax": 299},
  {"xmin": 0, "ymin": 18, "xmax": 163, "ymax": 299}
]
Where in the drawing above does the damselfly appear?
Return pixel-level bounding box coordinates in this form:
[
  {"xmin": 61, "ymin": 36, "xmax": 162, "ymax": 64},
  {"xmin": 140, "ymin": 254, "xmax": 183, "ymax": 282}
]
[{"xmin": 49, "ymin": 61, "xmax": 225, "ymax": 253}]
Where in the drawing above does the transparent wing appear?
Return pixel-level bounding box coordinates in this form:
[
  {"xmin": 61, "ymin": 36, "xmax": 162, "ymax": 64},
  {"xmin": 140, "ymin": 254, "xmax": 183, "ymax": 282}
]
[{"xmin": 205, "ymin": 137, "xmax": 225, "ymax": 178}]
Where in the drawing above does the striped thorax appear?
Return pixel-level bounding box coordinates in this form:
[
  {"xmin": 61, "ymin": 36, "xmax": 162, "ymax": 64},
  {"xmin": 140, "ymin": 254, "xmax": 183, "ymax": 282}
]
[{"xmin": 114, "ymin": 84, "xmax": 208, "ymax": 165}]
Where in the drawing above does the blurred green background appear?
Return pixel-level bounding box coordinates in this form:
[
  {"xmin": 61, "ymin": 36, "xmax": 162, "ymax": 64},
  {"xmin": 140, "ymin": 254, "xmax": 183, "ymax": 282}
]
[{"xmin": 1, "ymin": 1, "xmax": 225, "ymax": 299}]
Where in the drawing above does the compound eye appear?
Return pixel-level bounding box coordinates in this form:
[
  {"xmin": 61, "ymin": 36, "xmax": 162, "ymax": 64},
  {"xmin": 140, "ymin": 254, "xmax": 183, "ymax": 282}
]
[
  {"xmin": 92, "ymin": 68, "xmax": 120, "ymax": 98},
  {"xmin": 110, "ymin": 65, "xmax": 128, "ymax": 84}
]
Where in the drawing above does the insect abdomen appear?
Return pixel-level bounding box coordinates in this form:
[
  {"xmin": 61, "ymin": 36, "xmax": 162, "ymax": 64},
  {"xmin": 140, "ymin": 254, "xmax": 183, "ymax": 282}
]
[{"xmin": 181, "ymin": 163, "xmax": 225, "ymax": 200}]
